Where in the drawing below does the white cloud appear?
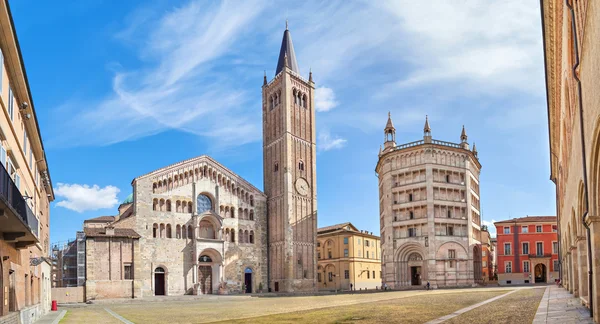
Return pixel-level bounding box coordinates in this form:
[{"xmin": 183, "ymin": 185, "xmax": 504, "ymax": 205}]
[
  {"xmin": 379, "ymin": 0, "xmax": 543, "ymax": 94},
  {"xmin": 315, "ymin": 87, "xmax": 338, "ymax": 112},
  {"xmin": 318, "ymin": 131, "xmax": 347, "ymax": 152},
  {"xmin": 51, "ymin": 0, "xmax": 265, "ymax": 148},
  {"xmin": 55, "ymin": 183, "xmax": 120, "ymax": 213}
]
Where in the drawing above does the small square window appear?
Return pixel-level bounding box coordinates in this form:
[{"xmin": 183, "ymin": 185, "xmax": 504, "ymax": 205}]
[
  {"xmin": 536, "ymin": 225, "xmax": 542, "ymax": 233},
  {"xmin": 504, "ymin": 227, "xmax": 510, "ymax": 234}
]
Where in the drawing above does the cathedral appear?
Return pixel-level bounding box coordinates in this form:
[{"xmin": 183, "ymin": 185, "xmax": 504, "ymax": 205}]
[{"xmin": 82, "ymin": 26, "xmax": 317, "ymax": 299}]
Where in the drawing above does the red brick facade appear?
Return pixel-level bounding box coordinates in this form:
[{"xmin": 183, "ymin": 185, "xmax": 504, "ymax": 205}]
[{"xmin": 495, "ymin": 216, "xmax": 558, "ymax": 285}]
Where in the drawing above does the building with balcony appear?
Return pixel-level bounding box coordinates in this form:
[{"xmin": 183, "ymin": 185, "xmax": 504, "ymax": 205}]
[
  {"xmin": 0, "ymin": 1, "xmax": 55, "ymax": 322},
  {"xmin": 376, "ymin": 114, "xmax": 482, "ymax": 289},
  {"xmin": 316, "ymin": 223, "xmax": 381, "ymax": 291},
  {"xmin": 495, "ymin": 216, "xmax": 558, "ymax": 285}
]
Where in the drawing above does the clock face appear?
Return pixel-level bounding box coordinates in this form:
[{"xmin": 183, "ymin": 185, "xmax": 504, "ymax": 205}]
[{"xmin": 295, "ymin": 178, "xmax": 310, "ymax": 196}]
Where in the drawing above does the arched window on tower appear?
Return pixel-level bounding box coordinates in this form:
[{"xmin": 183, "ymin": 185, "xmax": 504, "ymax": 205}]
[
  {"xmin": 298, "ymin": 160, "xmax": 304, "ymax": 171},
  {"xmin": 409, "ymin": 211, "xmax": 414, "ymax": 220},
  {"xmin": 270, "ymin": 96, "xmax": 275, "ymax": 110},
  {"xmin": 274, "ymin": 162, "xmax": 279, "ymax": 172},
  {"xmin": 153, "ymin": 223, "xmax": 158, "ymax": 238},
  {"xmin": 447, "ymin": 209, "xmax": 452, "ymax": 218},
  {"xmin": 302, "ymin": 94, "xmax": 307, "ymax": 108}
]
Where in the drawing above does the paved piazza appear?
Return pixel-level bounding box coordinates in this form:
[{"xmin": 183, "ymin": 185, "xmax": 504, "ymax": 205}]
[{"xmin": 39, "ymin": 286, "xmax": 581, "ymax": 324}]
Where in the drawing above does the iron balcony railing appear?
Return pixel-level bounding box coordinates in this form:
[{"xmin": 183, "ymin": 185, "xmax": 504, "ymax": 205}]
[{"xmin": 0, "ymin": 160, "xmax": 38, "ymax": 237}]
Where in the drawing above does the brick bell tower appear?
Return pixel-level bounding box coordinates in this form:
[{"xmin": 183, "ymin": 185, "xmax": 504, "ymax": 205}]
[{"xmin": 262, "ymin": 23, "xmax": 317, "ymax": 292}]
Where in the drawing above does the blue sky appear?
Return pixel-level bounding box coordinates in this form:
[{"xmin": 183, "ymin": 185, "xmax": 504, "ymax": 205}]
[{"xmin": 10, "ymin": 0, "xmax": 554, "ymax": 243}]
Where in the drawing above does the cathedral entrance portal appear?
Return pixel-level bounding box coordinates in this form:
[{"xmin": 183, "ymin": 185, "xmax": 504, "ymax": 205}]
[
  {"xmin": 411, "ymin": 266, "xmax": 422, "ymax": 286},
  {"xmin": 154, "ymin": 267, "xmax": 166, "ymax": 295},
  {"xmin": 244, "ymin": 267, "xmax": 253, "ymax": 293},
  {"xmin": 199, "ymin": 266, "xmax": 212, "ymax": 294}
]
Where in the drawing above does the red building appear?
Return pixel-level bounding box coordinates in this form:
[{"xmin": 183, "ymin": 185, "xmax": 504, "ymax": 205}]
[
  {"xmin": 495, "ymin": 216, "xmax": 558, "ymax": 285},
  {"xmin": 480, "ymin": 225, "xmax": 494, "ymax": 281}
]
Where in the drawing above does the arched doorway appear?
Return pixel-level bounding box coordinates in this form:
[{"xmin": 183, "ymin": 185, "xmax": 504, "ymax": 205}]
[
  {"xmin": 244, "ymin": 267, "xmax": 252, "ymax": 293},
  {"xmin": 154, "ymin": 267, "xmax": 166, "ymax": 295},
  {"xmin": 408, "ymin": 253, "xmax": 423, "ymax": 286},
  {"xmin": 535, "ymin": 264, "xmax": 547, "ymax": 283},
  {"xmin": 198, "ymin": 255, "xmax": 213, "ymax": 294},
  {"xmin": 473, "ymin": 245, "xmax": 483, "ymax": 284}
]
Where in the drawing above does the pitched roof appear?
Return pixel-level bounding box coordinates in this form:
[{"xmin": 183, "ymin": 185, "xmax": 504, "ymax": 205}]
[
  {"xmin": 275, "ymin": 27, "xmax": 299, "ymax": 75},
  {"xmin": 83, "ymin": 227, "xmax": 140, "ymax": 238},
  {"xmin": 385, "ymin": 112, "xmax": 394, "ymax": 130},
  {"xmin": 494, "ymin": 216, "xmax": 557, "ymax": 224},
  {"xmin": 84, "ymin": 216, "xmax": 115, "ymax": 223}
]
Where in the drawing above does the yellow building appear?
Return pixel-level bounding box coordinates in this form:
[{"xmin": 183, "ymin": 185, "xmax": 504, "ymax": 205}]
[{"xmin": 317, "ymin": 223, "xmax": 381, "ymax": 291}]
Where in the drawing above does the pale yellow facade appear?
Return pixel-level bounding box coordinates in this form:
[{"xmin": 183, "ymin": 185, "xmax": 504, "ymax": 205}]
[
  {"xmin": 317, "ymin": 223, "xmax": 381, "ymax": 291},
  {"xmin": 0, "ymin": 1, "xmax": 55, "ymax": 323}
]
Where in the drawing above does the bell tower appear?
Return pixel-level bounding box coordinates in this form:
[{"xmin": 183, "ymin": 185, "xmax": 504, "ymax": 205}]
[{"xmin": 262, "ymin": 24, "xmax": 317, "ymax": 292}]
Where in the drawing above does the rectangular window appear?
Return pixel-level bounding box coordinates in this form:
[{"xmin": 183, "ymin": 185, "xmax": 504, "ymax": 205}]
[
  {"xmin": 366, "ymin": 251, "xmax": 369, "ymax": 258},
  {"xmin": 373, "ymin": 271, "xmax": 375, "ymax": 279},
  {"xmin": 505, "ymin": 262, "xmax": 512, "ymax": 273},
  {"xmin": 344, "ymin": 270, "xmax": 349, "ymax": 279},
  {"xmin": 552, "ymin": 225, "xmax": 557, "ymax": 232},
  {"xmin": 408, "ymin": 228, "xmax": 416, "ymax": 237},
  {"xmin": 504, "ymin": 227, "xmax": 510, "ymax": 234},
  {"xmin": 344, "ymin": 249, "xmax": 348, "ymax": 257},
  {"xmin": 328, "ymin": 251, "xmax": 332, "ymax": 259},
  {"xmin": 448, "ymin": 226, "xmax": 454, "ymax": 236},
  {"xmin": 522, "ymin": 242, "xmax": 529, "ymax": 255},
  {"xmin": 504, "ymin": 243, "xmax": 511, "ymax": 255},
  {"xmin": 536, "ymin": 225, "xmax": 542, "ymax": 233},
  {"xmin": 521, "ymin": 225, "xmax": 528, "ymax": 233},
  {"xmin": 8, "ymin": 87, "xmax": 13, "ymax": 121},
  {"xmin": 448, "ymin": 249, "xmax": 456, "ymax": 259},
  {"xmin": 366, "ymin": 240, "xmax": 370, "ymax": 247},
  {"xmin": 124, "ymin": 264, "xmax": 132, "ymax": 279},
  {"xmin": 367, "ymin": 271, "xmax": 370, "ymax": 279},
  {"xmin": 328, "ymin": 272, "xmax": 333, "ymax": 282},
  {"xmin": 537, "ymin": 242, "xmax": 543, "ymax": 256},
  {"xmin": 449, "ymin": 260, "xmax": 454, "ymax": 268},
  {"xmin": 0, "ymin": 145, "xmax": 6, "ymax": 168},
  {"xmin": 483, "ymin": 261, "xmax": 487, "ymax": 267},
  {"xmin": 15, "ymin": 173, "xmax": 20, "ymax": 191},
  {"xmin": 553, "ymin": 260, "xmax": 559, "ymax": 272},
  {"xmin": 523, "ymin": 261, "xmax": 530, "ymax": 273},
  {"xmin": 318, "ymin": 273, "xmax": 321, "ymax": 282},
  {"xmin": 552, "ymin": 242, "xmax": 558, "ymax": 254},
  {"xmin": 0, "ymin": 48, "xmax": 3, "ymax": 94},
  {"xmin": 23, "ymin": 131, "xmax": 27, "ymax": 157},
  {"xmin": 344, "ymin": 237, "xmax": 348, "ymax": 244}
]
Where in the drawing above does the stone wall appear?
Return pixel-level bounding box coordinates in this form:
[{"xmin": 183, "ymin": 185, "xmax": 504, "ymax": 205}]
[{"xmin": 51, "ymin": 287, "xmax": 85, "ymax": 304}]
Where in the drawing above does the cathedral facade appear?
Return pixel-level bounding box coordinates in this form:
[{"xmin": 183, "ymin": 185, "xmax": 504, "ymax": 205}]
[
  {"xmin": 82, "ymin": 26, "xmax": 317, "ymax": 299},
  {"xmin": 376, "ymin": 115, "xmax": 483, "ymax": 289}
]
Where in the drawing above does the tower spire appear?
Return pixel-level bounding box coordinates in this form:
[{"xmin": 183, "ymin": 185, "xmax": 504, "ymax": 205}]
[
  {"xmin": 424, "ymin": 115, "xmax": 431, "ymax": 134},
  {"xmin": 472, "ymin": 142, "xmax": 478, "ymax": 157},
  {"xmin": 383, "ymin": 112, "xmax": 396, "ymax": 151},
  {"xmin": 460, "ymin": 125, "xmax": 468, "ymax": 142},
  {"xmin": 263, "ymin": 70, "xmax": 267, "ymax": 86},
  {"xmin": 275, "ymin": 24, "xmax": 299, "ymax": 75}
]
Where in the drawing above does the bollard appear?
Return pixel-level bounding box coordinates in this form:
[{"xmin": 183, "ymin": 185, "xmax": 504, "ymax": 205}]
[{"xmin": 51, "ymin": 300, "xmax": 58, "ymax": 311}]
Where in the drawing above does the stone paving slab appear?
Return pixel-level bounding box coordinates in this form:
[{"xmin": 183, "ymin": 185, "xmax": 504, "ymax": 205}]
[
  {"xmin": 33, "ymin": 310, "xmax": 66, "ymax": 324},
  {"xmin": 533, "ymin": 285, "xmax": 593, "ymax": 323}
]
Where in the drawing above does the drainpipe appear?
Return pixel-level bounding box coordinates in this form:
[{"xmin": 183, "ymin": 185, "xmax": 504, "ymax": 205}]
[{"xmin": 564, "ymin": 0, "xmax": 593, "ymax": 318}]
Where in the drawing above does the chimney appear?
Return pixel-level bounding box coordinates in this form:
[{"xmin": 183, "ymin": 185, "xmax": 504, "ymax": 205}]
[{"xmin": 105, "ymin": 226, "xmax": 115, "ymax": 236}]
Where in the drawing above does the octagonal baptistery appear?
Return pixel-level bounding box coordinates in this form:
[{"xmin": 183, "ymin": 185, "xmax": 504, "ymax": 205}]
[
  {"xmin": 132, "ymin": 155, "xmax": 267, "ymax": 296},
  {"xmin": 376, "ymin": 114, "xmax": 483, "ymax": 289}
]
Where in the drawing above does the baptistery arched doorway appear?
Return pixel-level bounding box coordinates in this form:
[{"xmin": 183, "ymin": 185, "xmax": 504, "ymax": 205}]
[
  {"xmin": 154, "ymin": 267, "xmax": 166, "ymax": 295},
  {"xmin": 244, "ymin": 267, "xmax": 253, "ymax": 293},
  {"xmin": 198, "ymin": 255, "xmax": 213, "ymax": 294}
]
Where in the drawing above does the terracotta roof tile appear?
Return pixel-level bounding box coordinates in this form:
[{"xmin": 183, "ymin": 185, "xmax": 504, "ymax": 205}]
[
  {"xmin": 83, "ymin": 227, "xmax": 140, "ymax": 238},
  {"xmin": 494, "ymin": 216, "xmax": 556, "ymax": 224},
  {"xmin": 84, "ymin": 216, "xmax": 115, "ymax": 223}
]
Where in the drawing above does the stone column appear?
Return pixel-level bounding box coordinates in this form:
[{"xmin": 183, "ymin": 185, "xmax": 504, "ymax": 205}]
[
  {"xmin": 571, "ymin": 245, "xmax": 579, "ymax": 297},
  {"xmin": 585, "ymin": 215, "xmax": 600, "ymax": 321},
  {"xmin": 577, "ymin": 237, "xmax": 589, "ymax": 300}
]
